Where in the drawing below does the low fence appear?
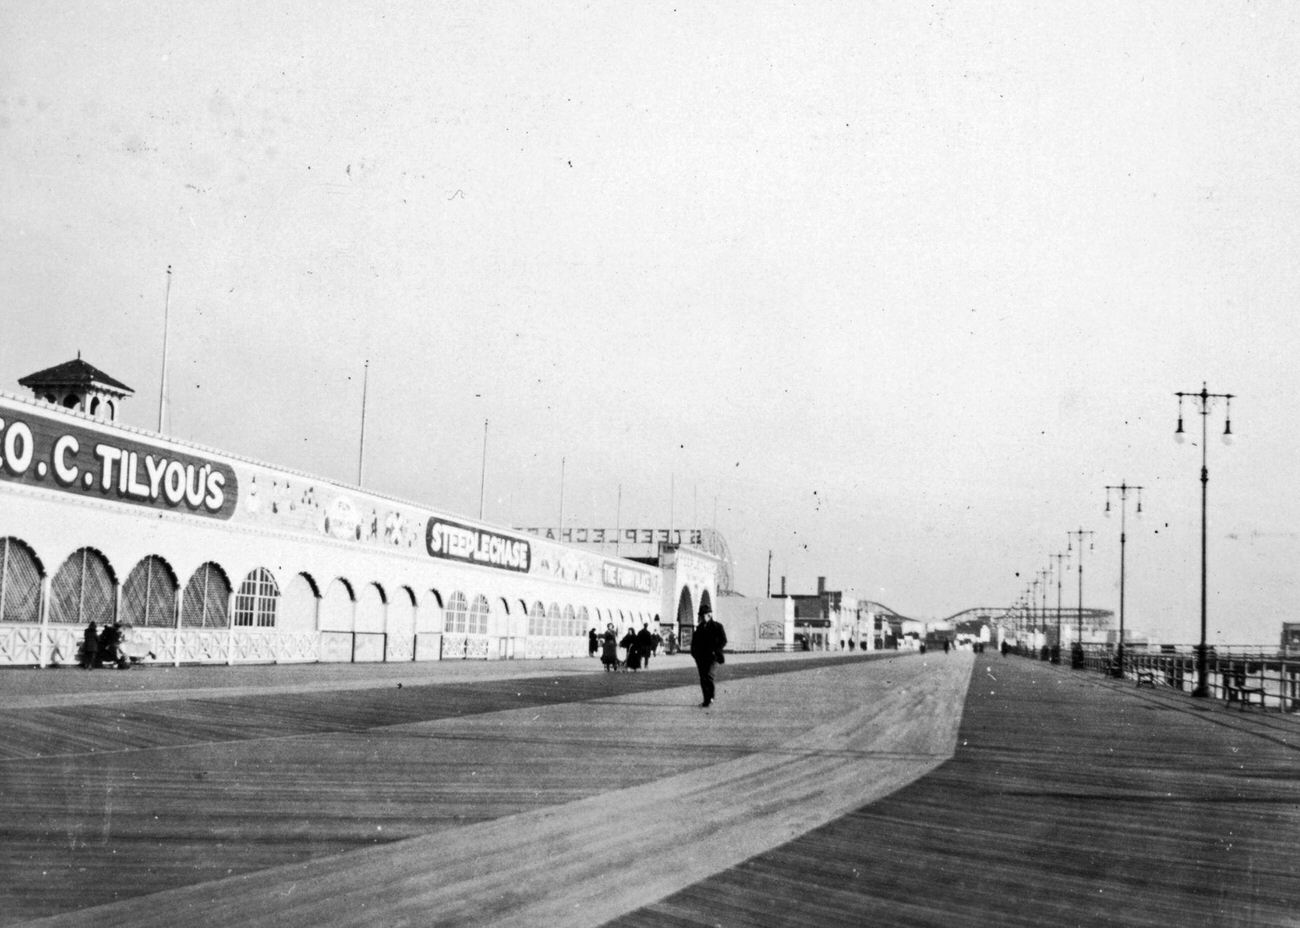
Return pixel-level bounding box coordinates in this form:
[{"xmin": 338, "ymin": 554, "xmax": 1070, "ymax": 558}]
[{"xmin": 1068, "ymin": 645, "xmax": 1300, "ymax": 712}]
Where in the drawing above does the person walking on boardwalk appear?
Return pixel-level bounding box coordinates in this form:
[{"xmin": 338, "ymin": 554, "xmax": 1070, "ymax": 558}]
[
  {"xmin": 621, "ymin": 626, "xmax": 642, "ymax": 670},
  {"xmin": 690, "ymin": 609, "xmax": 727, "ymax": 707},
  {"xmin": 636, "ymin": 623, "xmax": 655, "ymax": 669},
  {"xmin": 588, "ymin": 627, "xmax": 599, "ymax": 658},
  {"xmin": 79, "ymin": 621, "xmax": 99, "ymax": 669},
  {"xmin": 600, "ymin": 624, "xmax": 620, "ymax": 671}
]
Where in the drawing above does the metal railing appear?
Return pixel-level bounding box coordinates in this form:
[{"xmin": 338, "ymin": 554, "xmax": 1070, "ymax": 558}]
[{"xmin": 1070, "ymin": 644, "xmax": 1300, "ymax": 712}]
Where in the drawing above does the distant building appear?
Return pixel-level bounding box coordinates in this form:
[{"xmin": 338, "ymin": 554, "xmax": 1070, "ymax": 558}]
[{"xmin": 713, "ymin": 594, "xmax": 795, "ymax": 651}]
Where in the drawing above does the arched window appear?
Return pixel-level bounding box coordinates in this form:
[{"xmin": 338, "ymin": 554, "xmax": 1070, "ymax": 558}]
[
  {"xmin": 50, "ymin": 547, "xmax": 116, "ymax": 625},
  {"xmin": 122, "ymin": 555, "xmax": 178, "ymax": 627},
  {"xmin": 0, "ymin": 537, "xmax": 43, "ymax": 624},
  {"xmin": 563, "ymin": 604, "xmax": 576, "ymax": 636},
  {"xmin": 445, "ymin": 591, "xmax": 468, "ymax": 634},
  {"xmin": 234, "ymin": 568, "xmax": 279, "ymax": 627},
  {"xmin": 577, "ymin": 605, "xmax": 590, "ymax": 635},
  {"xmin": 182, "ymin": 563, "xmax": 231, "ymax": 628},
  {"xmin": 546, "ymin": 603, "xmax": 560, "ymax": 637},
  {"xmin": 468, "ymin": 594, "xmax": 490, "ymax": 635},
  {"xmin": 529, "ymin": 601, "xmax": 545, "ymax": 636}
]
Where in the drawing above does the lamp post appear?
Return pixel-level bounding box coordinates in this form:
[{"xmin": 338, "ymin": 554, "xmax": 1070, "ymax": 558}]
[
  {"xmin": 1030, "ymin": 576, "xmax": 1042, "ymax": 656},
  {"xmin": 1175, "ymin": 383, "xmax": 1234, "ymax": 698},
  {"xmin": 1105, "ymin": 481, "xmax": 1144, "ymax": 679},
  {"xmin": 1050, "ymin": 551, "xmax": 1069, "ymax": 664},
  {"xmin": 1020, "ymin": 594, "xmax": 1029, "ymax": 646},
  {"xmin": 1040, "ymin": 567, "xmax": 1051, "ymax": 660},
  {"xmin": 1067, "ymin": 528, "xmax": 1095, "ymax": 668}
]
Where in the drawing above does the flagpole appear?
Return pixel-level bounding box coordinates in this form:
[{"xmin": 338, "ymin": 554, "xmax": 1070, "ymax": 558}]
[
  {"xmin": 558, "ymin": 457, "xmax": 566, "ymax": 540},
  {"xmin": 357, "ymin": 360, "xmax": 369, "ymax": 486},
  {"xmin": 478, "ymin": 418, "xmax": 488, "ymax": 520},
  {"xmin": 157, "ymin": 266, "xmax": 172, "ymax": 432}
]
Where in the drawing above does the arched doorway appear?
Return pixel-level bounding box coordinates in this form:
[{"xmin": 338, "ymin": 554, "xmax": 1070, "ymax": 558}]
[
  {"xmin": 675, "ymin": 586, "xmax": 694, "ymax": 651},
  {"xmin": 319, "ymin": 577, "xmax": 356, "ymax": 662},
  {"xmin": 280, "ymin": 573, "xmax": 320, "ymax": 634},
  {"xmin": 354, "ymin": 583, "xmax": 386, "ymax": 662},
  {"xmin": 387, "ymin": 587, "xmax": 417, "ymax": 662}
]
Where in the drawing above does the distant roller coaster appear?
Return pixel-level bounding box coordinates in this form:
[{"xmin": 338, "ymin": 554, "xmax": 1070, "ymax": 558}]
[
  {"xmin": 698, "ymin": 528, "xmax": 736, "ymax": 595},
  {"xmin": 940, "ymin": 606, "xmax": 1114, "ymax": 627},
  {"xmin": 861, "ymin": 603, "xmax": 1114, "ymax": 628}
]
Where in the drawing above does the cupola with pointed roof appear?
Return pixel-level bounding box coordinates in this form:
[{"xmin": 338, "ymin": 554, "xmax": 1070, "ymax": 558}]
[{"xmin": 17, "ymin": 354, "xmax": 134, "ymax": 422}]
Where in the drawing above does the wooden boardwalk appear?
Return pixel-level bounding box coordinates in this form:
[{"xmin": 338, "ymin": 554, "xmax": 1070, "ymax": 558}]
[{"xmin": 0, "ymin": 651, "xmax": 1295, "ymax": 926}]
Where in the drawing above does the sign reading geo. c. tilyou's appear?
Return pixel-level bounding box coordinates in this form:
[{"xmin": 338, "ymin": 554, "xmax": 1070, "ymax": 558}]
[
  {"xmin": 0, "ymin": 404, "xmax": 238, "ymax": 519},
  {"xmin": 425, "ymin": 517, "xmax": 531, "ymax": 572}
]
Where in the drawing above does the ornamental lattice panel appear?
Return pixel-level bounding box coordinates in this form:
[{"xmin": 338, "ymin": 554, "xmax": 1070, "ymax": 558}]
[
  {"xmin": 0, "ymin": 539, "xmax": 42, "ymax": 624},
  {"xmin": 49, "ymin": 549, "xmax": 115, "ymax": 626},
  {"xmin": 0, "ymin": 626, "xmax": 42, "ymax": 665}
]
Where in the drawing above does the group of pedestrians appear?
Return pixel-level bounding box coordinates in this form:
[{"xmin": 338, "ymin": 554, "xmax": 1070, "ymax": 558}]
[
  {"xmin": 78, "ymin": 621, "xmax": 121, "ymax": 669},
  {"xmin": 586, "ymin": 610, "xmax": 728, "ymax": 709},
  {"xmin": 590, "ymin": 622, "xmax": 663, "ymax": 671},
  {"xmin": 78, "ymin": 620, "xmax": 151, "ymax": 669}
]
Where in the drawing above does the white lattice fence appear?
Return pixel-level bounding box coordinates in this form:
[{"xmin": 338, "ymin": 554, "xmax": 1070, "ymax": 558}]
[
  {"xmin": 275, "ymin": 633, "xmax": 318, "ymax": 663},
  {"xmin": 179, "ymin": 630, "xmax": 226, "ymax": 663},
  {"xmin": 0, "ymin": 625, "xmax": 44, "ymax": 665}
]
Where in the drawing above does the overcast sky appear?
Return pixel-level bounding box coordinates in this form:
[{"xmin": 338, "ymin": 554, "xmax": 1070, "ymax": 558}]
[{"xmin": 3, "ymin": 2, "xmax": 1298, "ymax": 644}]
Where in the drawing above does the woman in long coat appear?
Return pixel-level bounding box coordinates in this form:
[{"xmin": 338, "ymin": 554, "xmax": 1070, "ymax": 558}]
[
  {"xmin": 620, "ymin": 627, "xmax": 641, "ymax": 671},
  {"xmin": 600, "ymin": 624, "xmax": 620, "ymax": 671}
]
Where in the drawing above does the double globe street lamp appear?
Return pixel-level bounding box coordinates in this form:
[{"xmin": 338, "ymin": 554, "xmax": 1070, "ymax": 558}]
[
  {"xmin": 1066, "ymin": 528, "xmax": 1095, "ymax": 668},
  {"xmin": 1104, "ymin": 481, "xmax": 1144, "ymax": 679},
  {"xmin": 1175, "ymin": 383, "xmax": 1234, "ymax": 698},
  {"xmin": 1050, "ymin": 550, "xmax": 1069, "ymax": 664}
]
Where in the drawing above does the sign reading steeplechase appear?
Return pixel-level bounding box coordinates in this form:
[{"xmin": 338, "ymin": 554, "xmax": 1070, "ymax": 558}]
[
  {"xmin": 0, "ymin": 403, "xmax": 238, "ymax": 519},
  {"xmin": 517, "ymin": 527, "xmax": 705, "ymax": 546},
  {"xmin": 426, "ymin": 517, "xmax": 531, "ymax": 572}
]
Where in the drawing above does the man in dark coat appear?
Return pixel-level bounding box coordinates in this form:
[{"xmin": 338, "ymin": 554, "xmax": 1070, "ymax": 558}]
[
  {"xmin": 636, "ymin": 623, "xmax": 655, "ymax": 669},
  {"xmin": 80, "ymin": 621, "xmax": 99, "ymax": 669},
  {"xmin": 689, "ymin": 610, "xmax": 727, "ymax": 707}
]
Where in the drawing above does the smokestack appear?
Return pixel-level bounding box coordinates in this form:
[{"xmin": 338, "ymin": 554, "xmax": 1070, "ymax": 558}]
[
  {"xmin": 780, "ymin": 576, "xmax": 786, "ymax": 596},
  {"xmin": 817, "ymin": 576, "xmax": 826, "ymax": 595}
]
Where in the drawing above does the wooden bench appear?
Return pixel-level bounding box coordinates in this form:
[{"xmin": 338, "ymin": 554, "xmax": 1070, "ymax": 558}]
[
  {"xmin": 1223, "ymin": 683, "xmax": 1267, "ymax": 710},
  {"xmin": 1135, "ymin": 669, "xmax": 1157, "ymax": 688}
]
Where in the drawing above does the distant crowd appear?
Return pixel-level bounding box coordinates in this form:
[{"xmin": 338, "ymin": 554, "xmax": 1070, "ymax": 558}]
[{"xmin": 591, "ymin": 622, "xmax": 668, "ymax": 671}]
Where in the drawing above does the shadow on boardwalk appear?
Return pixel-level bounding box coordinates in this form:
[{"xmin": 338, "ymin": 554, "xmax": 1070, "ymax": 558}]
[
  {"xmin": 1, "ymin": 651, "xmax": 1295, "ymax": 927},
  {"xmin": 608, "ymin": 654, "xmax": 1300, "ymax": 928}
]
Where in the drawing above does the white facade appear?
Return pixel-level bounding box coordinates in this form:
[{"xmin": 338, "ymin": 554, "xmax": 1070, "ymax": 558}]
[
  {"xmin": 714, "ymin": 595, "xmax": 794, "ymax": 651},
  {"xmin": 0, "ymin": 391, "xmax": 713, "ymax": 667}
]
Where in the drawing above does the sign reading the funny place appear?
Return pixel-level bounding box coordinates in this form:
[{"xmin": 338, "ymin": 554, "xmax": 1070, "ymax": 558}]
[{"xmin": 601, "ymin": 561, "xmax": 654, "ymax": 593}]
